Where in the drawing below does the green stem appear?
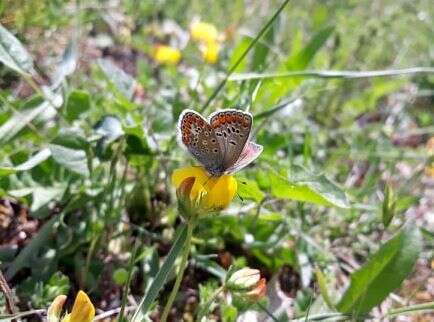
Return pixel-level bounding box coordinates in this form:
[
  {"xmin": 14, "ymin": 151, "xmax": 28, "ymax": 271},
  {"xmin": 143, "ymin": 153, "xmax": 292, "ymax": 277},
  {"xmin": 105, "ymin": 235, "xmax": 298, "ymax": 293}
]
[
  {"xmin": 199, "ymin": 0, "xmax": 291, "ymax": 113},
  {"xmin": 160, "ymin": 220, "xmax": 196, "ymax": 322},
  {"xmin": 118, "ymin": 240, "xmax": 140, "ymax": 321},
  {"xmin": 386, "ymin": 301, "xmax": 434, "ymax": 317},
  {"xmin": 196, "ymin": 286, "xmax": 223, "ymax": 321}
]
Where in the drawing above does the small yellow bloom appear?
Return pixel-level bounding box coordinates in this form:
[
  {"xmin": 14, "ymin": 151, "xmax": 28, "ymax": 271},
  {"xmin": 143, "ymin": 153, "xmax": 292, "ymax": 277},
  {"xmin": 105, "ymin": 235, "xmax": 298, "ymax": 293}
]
[
  {"xmin": 47, "ymin": 295, "xmax": 67, "ymax": 322},
  {"xmin": 425, "ymin": 164, "xmax": 434, "ymax": 178},
  {"xmin": 190, "ymin": 21, "xmax": 219, "ymax": 44},
  {"xmin": 48, "ymin": 291, "xmax": 95, "ymax": 322},
  {"xmin": 152, "ymin": 45, "xmax": 181, "ymax": 65},
  {"xmin": 201, "ymin": 41, "xmax": 220, "ymax": 64},
  {"xmin": 172, "ymin": 166, "xmax": 237, "ymax": 212}
]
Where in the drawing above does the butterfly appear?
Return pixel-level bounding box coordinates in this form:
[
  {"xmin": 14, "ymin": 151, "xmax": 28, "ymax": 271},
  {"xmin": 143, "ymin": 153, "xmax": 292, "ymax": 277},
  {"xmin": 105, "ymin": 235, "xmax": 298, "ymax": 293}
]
[{"xmin": 178, "ymin": 109, "xmax": 263, "ymax": 176}]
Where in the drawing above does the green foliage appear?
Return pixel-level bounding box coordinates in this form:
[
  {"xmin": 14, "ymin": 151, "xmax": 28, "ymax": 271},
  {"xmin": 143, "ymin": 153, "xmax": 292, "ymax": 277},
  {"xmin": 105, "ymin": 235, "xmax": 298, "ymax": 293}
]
[
  {"xmin": 131, "ymin": 225, "xmax": 188, "ymax": 321},
  {"xmin": 0, "ymin": 24, "xmax": 34, "ymax": 75},
  {"xmin": 337, "ymin": 224, "xmax": 422, "ymax": 316},
  {"xmin": 0, "ymin": 0, "xmax": 432, "ymax": 320},
  {"xmin": 65, "ymin": 90, "xmax": 90, "ymax": 122},
  {"xmin": 18, "ymin": 272, "xmax": 70, "ymax": 308},
  {"xmin": 269, "ymin": 171, "xmax": 349, "ymax": 208}
]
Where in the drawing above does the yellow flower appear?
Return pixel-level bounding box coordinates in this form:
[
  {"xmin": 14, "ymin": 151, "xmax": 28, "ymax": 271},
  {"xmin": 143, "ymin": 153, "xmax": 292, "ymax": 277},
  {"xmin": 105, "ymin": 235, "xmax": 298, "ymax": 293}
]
[
  {"xmin": 47, "ymin": 295, "xmax": 67, "ymax": 322},
  {"xmin": 201, "ymin": 41, "xmax": 220, "ymax": 64},
  {"xmin": 172, "ymin": 166, "xmax": 237, "ymax": 212},
  {"xmin": 152, "ymin": 45, "xmax": 181, "ymax": 65},
  {"xmin": 190, "ymin": 21, "xmax": 219, "ymax": 44},
  {"xmin": 425, "ymin": 164, "xmax": 434, "ymax": 178},
  {"xmin": 48, "ymin": 291, "xmax": 95, "ymax": 322}
]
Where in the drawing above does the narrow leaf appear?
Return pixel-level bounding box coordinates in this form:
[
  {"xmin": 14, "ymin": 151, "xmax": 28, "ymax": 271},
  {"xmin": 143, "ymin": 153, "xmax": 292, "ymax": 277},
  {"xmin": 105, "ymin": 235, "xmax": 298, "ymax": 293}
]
[
  {"xmin": 52, "ymin": 38, "xmax": 78, "ymax": 88},
  {"xmin": 131, "ymin": 224, "xmax": 188, "ymax": 321},
  {"xmin": 315, "ymin": 268, "xmax": 335, "ymax": 309},
  {"xmin": 0, "ymin": 24, "xmax": 34, "ymax": 75},
  {"xmin": 5, "ymin": 216, "xmax": 58, "ymax": 279},
  {"xmin": 336, "ymin": 224, "xmax": 422, "ymax": 316},
  {"xmin": 382, "ymin": 184, "xmax": 396, "ymax": 228},
  {"xmin": 0, "ymin": 104, "xmax": 46, "ymax": 143},
  {"xmin": 286, "ymin": 26, "xmax": 334, "ymax": 70},
  {"xmin": 0, "ymin": 148, "xmax": 51, "ymax": 177}
]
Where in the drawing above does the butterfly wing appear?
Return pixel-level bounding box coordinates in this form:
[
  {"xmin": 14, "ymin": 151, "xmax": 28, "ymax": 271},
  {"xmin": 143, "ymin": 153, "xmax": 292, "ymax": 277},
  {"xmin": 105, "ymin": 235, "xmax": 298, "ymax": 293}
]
[
  {"xmin": 226, "ymin": 142, "xmax": 263, "ymax": 173},
  {"xmin": 210, "ymin": 110, "xmax": 252, "ymax": 172},
  {"xmin": 178, "ymin": 109, "xmax": 224, "ymax": 175}
]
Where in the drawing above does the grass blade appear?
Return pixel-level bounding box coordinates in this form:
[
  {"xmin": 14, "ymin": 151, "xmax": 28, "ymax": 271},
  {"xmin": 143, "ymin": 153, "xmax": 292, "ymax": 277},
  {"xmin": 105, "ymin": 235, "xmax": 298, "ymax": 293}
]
[
  {"xmin": 200, "ymin": 0, "xmax": 291, "ymax": 112},
  {"xmin": 229, "ymin": 67, "xmax": 434, "ymax": 81},
  {"xmin": 131, "ymin": 224, "xmax": 188, "ymax": 321}
]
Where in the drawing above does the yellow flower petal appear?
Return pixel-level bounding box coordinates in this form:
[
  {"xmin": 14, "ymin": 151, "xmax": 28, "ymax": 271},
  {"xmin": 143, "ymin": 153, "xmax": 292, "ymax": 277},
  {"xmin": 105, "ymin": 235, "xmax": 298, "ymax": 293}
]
[
  {"xmin": 172, "ymin": 166, "xmax": 209, "ymax": 200},
  {"xmin": 67, "ymin": 291, "xmax": 95, "ymax": 322},
  {"xmin": 204, "ymin": 174, "xmax": 237, "ymax": 209},
  {"xmin": 190, "ymin": 21, "xmax": 219, "ymax": 43},
  {"xmin": 201, "ymin": 41, "xmax": 220, "ymax": 64},
  {"xmin": 172, "ymin": 166, "xmax": 237, "ymax": 211},
  {"xmin": 152, "ymin": 45, "xmax": 181, "ymax": 65},
  {"xmin": 47, "ymin": 295, "xmax": 67, "ymax": 322}
]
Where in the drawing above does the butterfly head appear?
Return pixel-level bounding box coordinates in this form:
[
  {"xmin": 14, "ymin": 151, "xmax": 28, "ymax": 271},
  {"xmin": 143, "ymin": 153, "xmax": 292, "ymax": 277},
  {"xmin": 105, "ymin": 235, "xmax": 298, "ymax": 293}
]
[{"xmin": 206, "ymin": 165, "xmax": 225, "ymax": 177}]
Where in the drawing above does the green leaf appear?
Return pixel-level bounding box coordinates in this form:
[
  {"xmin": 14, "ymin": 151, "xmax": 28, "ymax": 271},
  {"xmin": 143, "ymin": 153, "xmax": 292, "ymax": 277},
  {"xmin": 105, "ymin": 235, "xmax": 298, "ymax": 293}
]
[
  {"xmin": 49, "ymin": 144, "xmax": 89, "ymax": 176},
  {"xmin": 286, "ymin": 26, "xmax": 334, "ymax": 70},
  {"xmin": 315, "ymin": 268, "xmax": 335, "ymax": 309},
  {"xmin": 5, "ymin": 216, "xmax": 58, "ymax": 279},
  {"xmin": 236, "ymin": 177, "xmax": 264, "ymax": 202},
  {"xmin": 52, "ymin": 38, "xmax": 77, "ymax": 87},
  {"xmin": 31, "ymin": 185, "xmax": 66, "ymax": 213},
  {"xmin": 251, "ymin": 21, "xmax": 275, "ymax": 72},
  {"xmin": 131, "ymin": 224, "xmax": 188, "ymax": 321},
  {"xmin": 0, "ymin": 148, "xmax": 51, "ymax": 177},
  {"xmin": 98, "ymin": 58, "xmax": 136, "ymax": 100},
  {"xmin": 228, "ymin": 37, "xmax": 251, "ymax": 73},
  {"xmin": 0, "ymin": 104, "xmax": 47, "ymax": 143},
  {"xmin": 124, "ymin": 124, "xmax": 151, "ymax": 155},
  {"xmin": 269, "ymin": 172, "xmax": 349, "ymax": 208},
  {"xmin": 336, "ymin": 224, "xmax": 422, "ymax": 316},
  {"xmin": 52, "ymin": 130, "xmax": 89, "ymax": 150},
  {"xmin": 0, "ymin": 23, "xmax": 34, "ymax": 75},
  {"xmin": 65, "ymin": 90, "xmax": 90, "ymax": 121},
  {"xmin": 256, "ymin": 26, "xmax": 334, "ymax": 105},
  {"xmin": 95, "ymin": 115, "xmax": 124, "ymax": 143},
  {"xmin": 382, "ymin": 184, "xmax": 396, "ymax": 228}
]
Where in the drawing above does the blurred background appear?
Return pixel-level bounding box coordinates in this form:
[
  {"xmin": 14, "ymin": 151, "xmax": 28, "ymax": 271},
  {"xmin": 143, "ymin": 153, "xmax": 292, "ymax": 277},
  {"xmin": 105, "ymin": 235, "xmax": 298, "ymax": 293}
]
[{"xmin": 0, "ymin": 0, "xmax": 433, "ymax": 321}]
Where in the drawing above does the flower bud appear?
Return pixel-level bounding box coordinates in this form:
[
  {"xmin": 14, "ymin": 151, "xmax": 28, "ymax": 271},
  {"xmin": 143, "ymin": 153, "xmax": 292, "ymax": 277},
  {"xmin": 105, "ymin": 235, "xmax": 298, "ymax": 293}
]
[{"xmin": 225, "ymin": 267, "xmax": 267, "ymax": 301}]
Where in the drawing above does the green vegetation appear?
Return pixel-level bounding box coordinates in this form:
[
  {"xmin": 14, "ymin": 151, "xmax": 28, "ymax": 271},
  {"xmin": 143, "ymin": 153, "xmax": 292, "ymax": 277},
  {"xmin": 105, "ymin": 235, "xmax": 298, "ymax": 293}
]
[{"xmin": 0, "ymin": 0, "xmax": 433, "ymax": 321}]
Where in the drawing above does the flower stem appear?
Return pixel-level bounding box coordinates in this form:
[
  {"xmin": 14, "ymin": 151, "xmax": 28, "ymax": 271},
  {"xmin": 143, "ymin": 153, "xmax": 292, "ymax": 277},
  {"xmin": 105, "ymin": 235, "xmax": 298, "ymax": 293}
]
[
  {"xmin": 160, "ymin": 220, "xmax": 196, "ymax": 322},
  {"xmin": 196, "ymin": 286, "xmax": 223, "ymax": 321}
]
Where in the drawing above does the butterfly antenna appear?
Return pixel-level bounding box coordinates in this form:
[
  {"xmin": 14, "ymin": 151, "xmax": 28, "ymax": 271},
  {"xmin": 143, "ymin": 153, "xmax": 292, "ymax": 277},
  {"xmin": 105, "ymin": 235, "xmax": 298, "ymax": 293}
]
[{"xmin": 236, "ymin": 191, "xmax": 244, "ymax": 203}]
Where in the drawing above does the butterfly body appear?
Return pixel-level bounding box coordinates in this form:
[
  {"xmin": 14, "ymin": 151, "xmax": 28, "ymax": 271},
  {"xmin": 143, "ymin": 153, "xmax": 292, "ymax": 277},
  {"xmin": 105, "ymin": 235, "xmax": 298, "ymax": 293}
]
[{"xmin": 178, "ymin": 109, "xmax": 262, "ymax": 176}]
